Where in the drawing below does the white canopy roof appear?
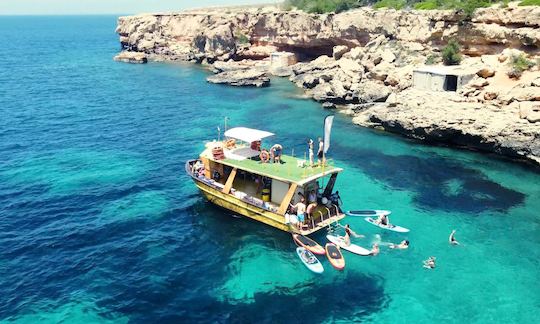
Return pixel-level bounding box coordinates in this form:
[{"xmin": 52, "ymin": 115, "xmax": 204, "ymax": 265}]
[{"xmin": 224, "ymin": 127, "xmax": 274, "ymax": 143}]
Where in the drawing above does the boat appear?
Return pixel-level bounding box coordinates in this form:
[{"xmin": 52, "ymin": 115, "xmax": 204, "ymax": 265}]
[
  {"xmin": 346, "ymin": 210, "xmax": 391, "ymax": 217},
  {"xmin": 325, "ymin": 243, "xmax": 345, "ymax": 270},
  {"xmin": 292, "ymin": 234, "xmax": 325, "ymax": 255},
  {"xmin": 326, "ymin": 234, "xmax": 371, "ymax": 256},
  {"xmin": 186, "ymin": 123, "xmax": 346, "ymax": 235},
  {"xmin": 296, "ymin": 247, "xmax": 324, "ymax": 273},
  {"xmin": 364, "ymin": 217, "xmax": 410, "ymax": 233}
]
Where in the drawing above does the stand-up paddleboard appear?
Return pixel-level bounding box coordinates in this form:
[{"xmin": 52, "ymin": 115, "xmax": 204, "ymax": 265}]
[
  {"xmin": 296, "ymin": 247, "xmax": 324, "ymax": 274},
  {"xmin": 365, "ymin": 217, "xmax": 410, "ymax": 233},
  {"xmin": 325, "ymin": 243, "xmax": 345, "ymax": 270},
  {"xmin": 346, "ymin": 210, "xmax": 391, "ymax": 217},
  {"xmin": 326, "ymin": 234, "xmax": 371, "ymax": 256},
  {"xmin": 292, "ymin": 234, "xmax": 325, "ymax": 255}
]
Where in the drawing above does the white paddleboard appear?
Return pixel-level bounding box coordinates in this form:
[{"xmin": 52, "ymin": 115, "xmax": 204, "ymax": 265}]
[
  {"xmin": 346, "ymin": 210, "xmax": 391, "ymax": 217},
  {"xmin": 326, "ymin": 234, "xmax": 371, "ymax": 256},
  {"xmin": 296, "ymin": 247, "xmax": 324, "ymax": 274},
  {"xmin": 365, "ymin": 217, "xmax": 410, "ymax": 233}
]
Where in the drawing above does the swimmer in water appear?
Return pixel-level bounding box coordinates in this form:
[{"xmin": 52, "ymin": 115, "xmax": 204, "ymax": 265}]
[
  {"xmin": 423, "ymin": 256, "xmax": 436, "ymax": 269},
  {"xmin": 449, "ymin": 230, "xmax": 460, "ymax": 245},
  {"xmin": 370, "ymin": 243, "xmax": 380, "ymax": 256},
  {"xmin": 389, "ymin": 240, "xmax": 409, "ymax": 250}
]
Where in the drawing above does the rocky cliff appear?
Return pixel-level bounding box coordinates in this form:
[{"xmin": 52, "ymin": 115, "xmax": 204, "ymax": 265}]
[{"xmin": 115, "ymin": 5, "xmax": 540, "ymax": 167}]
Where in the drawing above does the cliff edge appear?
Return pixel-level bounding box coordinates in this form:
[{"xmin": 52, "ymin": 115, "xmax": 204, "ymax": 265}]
[{"xmin": 115, "ymin": 5, "xmax": 540, "ymax": 167}]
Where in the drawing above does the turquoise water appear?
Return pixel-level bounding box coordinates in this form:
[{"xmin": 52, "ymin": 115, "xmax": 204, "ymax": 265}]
[{"xmin": 1, "ymin": 16, "xmax": 539, "ymax": 323}]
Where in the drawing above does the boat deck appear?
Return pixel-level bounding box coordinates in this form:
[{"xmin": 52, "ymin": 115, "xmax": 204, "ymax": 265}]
[{"xmin": 202, "ymin": 147, "xmax": 342, "ymax": 185}]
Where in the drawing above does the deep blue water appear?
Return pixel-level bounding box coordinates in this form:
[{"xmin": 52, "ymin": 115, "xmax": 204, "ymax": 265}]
[{"xmin": 1, "ymin": 16, "xmax": 539, "ymax": 323}]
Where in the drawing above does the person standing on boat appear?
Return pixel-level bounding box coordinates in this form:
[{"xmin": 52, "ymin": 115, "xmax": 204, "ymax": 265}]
[
  {"xmin": 290, "ymin": 197, "xmax": 307, "ymax": 230},
  {"xmin": 308, "ymin": 139, "xmax": 314, "ymax": 167},
  {"xmin": 270, "ymin": 144, "xmax": 283, "ymax": 164},
  {"xmin": 317, "ymin": 137, "xmax": 324, "ymax": 166}
]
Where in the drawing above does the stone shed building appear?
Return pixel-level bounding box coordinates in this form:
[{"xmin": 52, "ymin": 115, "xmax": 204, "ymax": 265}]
[{"xmin": 413, "ymin": 66, "xmax": 475, "ymax": 92}]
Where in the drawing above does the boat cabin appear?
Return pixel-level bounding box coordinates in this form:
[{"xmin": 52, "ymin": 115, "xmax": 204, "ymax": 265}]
[{"xmin": 186, "ymin": 127, "xmax": 345, "ymax": 235}]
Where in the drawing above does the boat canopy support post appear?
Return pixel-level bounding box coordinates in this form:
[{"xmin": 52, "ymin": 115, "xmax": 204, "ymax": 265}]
[
  {"xmin": 222, "ymin": 167, "xmax": 237, "ymax": 194},
  {"xmin": 278, "ymin": 183, "xmax": 298, "ymax": 215},
  {"xmin": 322, "ymin": 173, "xmax": 338, "ymax": 197}
]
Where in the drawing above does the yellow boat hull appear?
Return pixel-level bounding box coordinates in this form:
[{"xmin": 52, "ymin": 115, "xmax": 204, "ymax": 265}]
[{"xmin": 194, "ymin": 181, "xmax": 293, "ymax": 232}]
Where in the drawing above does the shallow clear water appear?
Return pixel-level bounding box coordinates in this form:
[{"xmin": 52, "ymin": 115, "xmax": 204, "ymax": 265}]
[{"xmin": 1, "ymin": 16, "xmax": 539, "ymax": 323}]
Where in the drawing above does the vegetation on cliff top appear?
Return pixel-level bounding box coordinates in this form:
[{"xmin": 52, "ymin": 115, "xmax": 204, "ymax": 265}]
[
  {"xmin": 283, "ymin": 0, "xmax": 538, "ymax": 14},
  {"xmin": 442, "ymin": 39, "xmax": 462, "ymax": 65}
]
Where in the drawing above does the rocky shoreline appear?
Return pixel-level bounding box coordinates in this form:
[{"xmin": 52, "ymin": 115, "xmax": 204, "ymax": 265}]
[{"xmin": 114, "ymin": 4, "xmax": 540, "ymax": 168}]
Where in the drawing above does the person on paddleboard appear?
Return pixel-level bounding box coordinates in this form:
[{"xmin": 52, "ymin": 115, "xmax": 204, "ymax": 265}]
[
  {"xmin": 375, "ymin": 213, "xmax": 390, "ymax": 226},
  {"xmin": 449, "ymin": 230, "xmax": 459, "ymax": 245},
  {"xmin": 390, "ymin": 240, "xmax": 409, "ymax": 249},
  {"xmin": 341, "ymin": 224, "xmax": 364, "ymax": 246}
]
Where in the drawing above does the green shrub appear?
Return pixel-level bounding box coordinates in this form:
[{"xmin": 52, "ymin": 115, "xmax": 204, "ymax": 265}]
[
  {"xmin": 414, "ymin": 0, "xmax": 439, "ymax": 10},
  {"xmin": 425, "ymin": 54, "xmax": 438, "ymax": 65},
  {"xmin": 373, "ymin": 0, "xmax": 407, "ymax": 9},
  {"xmin": 236, "ymin": 32, "xmax": 249, "ymax": 44},
  {"xmin": 510, "ymin": 54, "xmax": 535, "ymax": 71},
  {"xmin": 506, "ymin": 54, "xmax": 535, "ymax": 79},
  {"xmin": 518, "ymin": 0, "xmax": 540, "ymax": 5},
  {"xmin": 284, "ymin": 0, "xmax": 360, "ymax": 13},
  {"xmin": 441, "ymin": 39, "xmax": 461, "ymax": 65}
]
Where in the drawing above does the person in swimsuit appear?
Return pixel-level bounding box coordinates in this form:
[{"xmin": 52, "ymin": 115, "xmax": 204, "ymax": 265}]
[
  {"xmin": 390, "ymin": 240, "xmax": 409, "ymax": 249},
  {"xmin": 423, "ymin": 256, "xmax": 436, "ymax": 269},
  {"xmin": 308, "ymin": 139, "xmax": 314, "ymax": 167},
  {"xmin": 290, "ymin": 197, "xmax": 307, "ymax": 230},
  {"xmin": 340, "ymin": 224, "xmax": 364, "ymax": 246},
  {"xmin": 370, "ymin": 243, "xmax": 380, "ymax": 256},
  {"xmin": 375, "ymin": 213, "xmax": 390, "ymax": 226},
  {"xmin": 449, "ymin": 230, "xmax": 459, "ymax": 245},
  {"xmin": 270, "ymin": 144, "xmax": 283, "ymax": 163},
  {"xmin": 317, "ymin": 137, "xmax": 324, "ymax": 166}
]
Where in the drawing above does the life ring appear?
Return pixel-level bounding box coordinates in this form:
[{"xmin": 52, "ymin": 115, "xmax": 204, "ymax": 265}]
[
  {"xmin": 260, "ymin": 150, "xmax": 270, "ymax": 163},
  {"xmin": 225, "ymin": 139, "xmax": 236, "ymax": 149}
]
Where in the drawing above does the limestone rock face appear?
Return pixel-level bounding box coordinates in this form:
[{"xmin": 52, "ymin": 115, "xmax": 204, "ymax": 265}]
[
  {"xmin": 353, "ymin": 89, "xmax": 540, "ymax": 166},
  {"xmin": 116, "ymin": 6, "xmax": 540, "ymax": 63},
  {"xmin": 113, "ymin": 51, "xmax": 147, "ymax": 64},
  {"xmin": 206, "ymin": 69, "xmax": 270, "ymax": 87}
]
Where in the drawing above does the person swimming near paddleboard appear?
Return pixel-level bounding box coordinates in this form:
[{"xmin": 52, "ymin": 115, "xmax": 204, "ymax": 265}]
[
  {"xmin": 423, "ymin": 256, "xmax": 436, "ymax": 269},
  {"xmin": 449, "ymin": 230, "xmax": 459, "ymax": 245},
  {"xmin": 375, "ymin": 213, "xmax": 390, "ymax": 226},
  {"xmin": 389, "ymin": 240, "xmax": 409, "ymax": 250},
  {"xmin": 370, "ymin": 243, "xmax": 380, "ymax": 256}
]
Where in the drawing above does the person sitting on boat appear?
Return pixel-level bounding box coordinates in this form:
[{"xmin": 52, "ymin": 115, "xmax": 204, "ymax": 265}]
[
  {"xmin": 192, "ymin": 160, "xmax": 205, "ymax": 177},
  {"xmin": 270, "ymin": 144, "xmax": 283, "ymax": 163},
  {"xmin": 290, "ymin": 197, "xmax": 307, "ymax": 230},
  {"xmin": 259, "ymin": 148, "xmax": 270, "ymax": 163},
  {"xmin": 330, "ymin": 191, "xmax": 342, "ymax": 206},
  {"xmin": 423, "ymin": 256, "xmax": 436, "ymax": 269},
  {"xmin": 390, "ymin": 240, "xmax": 409, "ymax": 249},
  {"xmin": 370, "ymin": 243, "xmax": 380, "ymax": 256},
  {"xmin": 449, "ymin": 230, "xmax": 459, "ymax": 245},
  {"xmin": 375, "ymin": 213, "xmax": 390, "ymax": 227}
]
